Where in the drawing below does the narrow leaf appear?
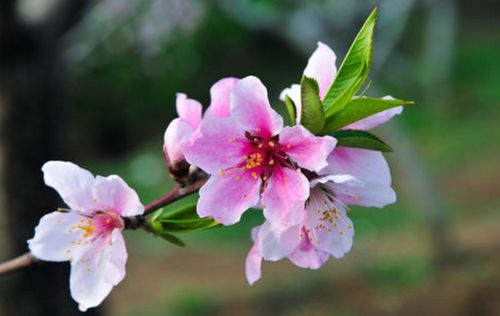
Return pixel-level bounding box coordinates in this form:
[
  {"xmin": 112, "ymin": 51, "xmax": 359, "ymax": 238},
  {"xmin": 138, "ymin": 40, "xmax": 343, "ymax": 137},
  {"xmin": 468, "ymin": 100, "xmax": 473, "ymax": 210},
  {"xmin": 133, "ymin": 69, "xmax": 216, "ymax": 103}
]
[
  {"xmin": 323, "ymin": 8, "xmax": 378, "ymax": 117},
  {"xmin": 284, "ymin": 95, "xmax": 297, "ymax": 125},
  {"xmin": 159, "ymin": 233, "xmax": 186, "ymax": 247},
  {"xmin": 300, "ymin": 76, "xmax": 325, "ymax": 134},
  {"xmin": 322, "ymin": 97, "xmax": 413, "ymax": 133},
  {"xmin": 332, "ymin": 129, "xmax": 393, "ymax": 152}
]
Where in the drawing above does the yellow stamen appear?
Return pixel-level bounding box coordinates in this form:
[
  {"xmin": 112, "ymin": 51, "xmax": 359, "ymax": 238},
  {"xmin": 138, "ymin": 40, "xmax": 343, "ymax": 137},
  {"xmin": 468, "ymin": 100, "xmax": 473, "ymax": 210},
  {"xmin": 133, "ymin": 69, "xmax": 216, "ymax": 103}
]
[{"xmin": 77, "ymin": 219, "xmax": 96, "ymax": 238}]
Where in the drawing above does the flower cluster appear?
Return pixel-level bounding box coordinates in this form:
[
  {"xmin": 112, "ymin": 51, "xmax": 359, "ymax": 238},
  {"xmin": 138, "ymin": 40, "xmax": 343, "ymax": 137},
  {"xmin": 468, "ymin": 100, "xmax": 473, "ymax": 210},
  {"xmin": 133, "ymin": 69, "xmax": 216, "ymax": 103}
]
[
  {"xmin": 26, "ymin": 8, "xmax": 411, "ymax": 311},
  {"xmin": 164, "ymin": 42, "xmax": 402, "ymax": 284}
]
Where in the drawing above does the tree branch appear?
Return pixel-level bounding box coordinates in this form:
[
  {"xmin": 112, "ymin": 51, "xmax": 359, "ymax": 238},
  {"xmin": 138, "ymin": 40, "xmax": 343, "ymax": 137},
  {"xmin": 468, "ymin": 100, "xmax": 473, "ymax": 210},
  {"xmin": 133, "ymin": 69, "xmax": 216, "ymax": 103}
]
[
  {"xmin": 0, "ymin": 253, "xmax": 38, "ymax": 276},
  {"xmin": 143, "ymin": 178, "xmax": 207, "ymax": 215}
]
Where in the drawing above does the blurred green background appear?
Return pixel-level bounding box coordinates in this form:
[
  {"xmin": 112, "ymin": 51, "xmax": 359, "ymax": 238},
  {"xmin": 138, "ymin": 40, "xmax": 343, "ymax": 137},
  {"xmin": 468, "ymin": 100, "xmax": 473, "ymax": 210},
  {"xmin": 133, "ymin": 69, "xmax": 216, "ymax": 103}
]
[{"xmin": 0, "ymin": 0, "xmax": 499, "ymax": 315}]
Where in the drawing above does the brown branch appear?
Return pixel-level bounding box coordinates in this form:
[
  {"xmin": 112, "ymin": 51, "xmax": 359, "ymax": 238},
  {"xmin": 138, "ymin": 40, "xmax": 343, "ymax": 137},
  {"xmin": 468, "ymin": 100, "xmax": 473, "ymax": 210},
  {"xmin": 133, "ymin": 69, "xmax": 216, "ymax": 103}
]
[
  {"xmin": 0, "ymin": 253, "xmax": 37, "ymax": 276},
  {"xmin": 143, "ymin": 178, "xmax": 207, "ymax": 215}
]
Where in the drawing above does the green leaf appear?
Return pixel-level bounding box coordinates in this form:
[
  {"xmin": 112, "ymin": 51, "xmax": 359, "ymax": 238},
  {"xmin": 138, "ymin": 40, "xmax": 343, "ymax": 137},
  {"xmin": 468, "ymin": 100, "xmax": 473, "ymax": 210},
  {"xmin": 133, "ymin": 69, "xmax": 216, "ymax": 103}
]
[
  {"xmin": 284, "ymin": 95, "xmax": 297, "ymax": 125},
  {"xmin": 322, "ymin": 8, "xmax": 378, "ymax": 117},
  {"xmin": 300, "ymin": 76, "xmax": 325, "ymax": 134},
  {"xmin": 322, "ymin": 97, "xmax": 413, "ymax": 133},
  {"xmin": 161, "ymin": 217, "xmax": 221, "ymax": 233},
  {"xmin": 155, "ymin": 193, "xmax": 199, "ymax": 220},
  {"xmin": 159, "ymin": 233, "xmax": 186, "ymax": 247},
  {"xmin": 332, "ymin": 129, "xmax": 393, "ymax": 152},
  {"xmin": 145, "ymin": 192, "xmax": 221, "ymax": 234}
]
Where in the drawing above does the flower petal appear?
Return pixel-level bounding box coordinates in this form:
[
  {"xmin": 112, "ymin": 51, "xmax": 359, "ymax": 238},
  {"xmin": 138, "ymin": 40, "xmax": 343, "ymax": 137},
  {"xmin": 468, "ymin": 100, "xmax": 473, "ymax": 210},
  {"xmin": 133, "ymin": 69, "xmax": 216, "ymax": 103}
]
[
  {"xmin": 183, "ymin": 117, "xmax": 247, "ymax": 174},
  {"xmin": 303, "ymin": 42, "xmax": 337, "ymax": 99},
  {"xmin": 305, "ymin": 188, "xmax": 354, "ymax": 258},
  {"xmin": 258, "ymin": 221, "xmax": 301, "ymax": 261},
  {"xmin": 345, "ymin": 107, "xmax": 403, "ymax": 130},
  {"xmin": 344, "ymin": 96, "xmax": 403, "ymax": 131},
  {"xmin": 104, "ymin": 229, "xmax": 127, "ymax": 285},
  {"xmin": 316, "ymin": 174, "xmax": 396, "ymax": 208},
  {"xmin": 175, "ymin": 93, "xmax": 202, "ymax": 130},
  {"xmin": 288, "ymin": 230, "xmax": 330, "ymax": 269},
  {"xmin": 42, "ymin": 161, "xmax": 95, "ymax": 212},
  {"xmin": 28, "ymin": 211, "xmax": 92, "ymax": 262},
  {"xmin": 245, "ymin": 237, "xmax": 263, "ymax": 285},
  {"xmin": 230, "ymin": 76, "xmax": 283, "ymax": 138},
  {"xmin": 262, "ymin": 167, "xmax": 309, "ymax": 230},
  {"xmin": 322, "ymin": 147, "xmax": 393, "ymax": 186},
  {"xmin": 93, "ymin": 175, "xmax": 144, "ymax": 217},
  {"xmin": 163, "ymin": 118, "xmax": 194, "ymax": 164},
  {"xmin": 279, "ymin": 84, "xmax": 301, "ymax": 125},
  {"xmin": 279, "ymin": 125, "xmax": 337, "ymax": 172},
  {"xmin": 205, "ymin": 77, "xmax": 239, "ymax": 118},
  {"xmin": 197, "ymin": 169, "xmax": 261, "ymax": 225},
  {"xmin": 69, "ymin": 234, "xmax": 115, "ymax": 312}
]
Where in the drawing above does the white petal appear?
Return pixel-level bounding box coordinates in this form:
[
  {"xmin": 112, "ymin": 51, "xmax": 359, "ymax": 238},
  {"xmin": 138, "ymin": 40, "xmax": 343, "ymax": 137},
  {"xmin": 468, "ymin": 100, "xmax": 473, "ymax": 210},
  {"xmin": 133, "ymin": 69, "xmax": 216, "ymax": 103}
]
[
  {"xmin": 258, "ymin": 221, "xmax": 301, "ymax": 261},
  {"xmin": 42, "ymin": 161, "xmax": 95, "ymax": 212},
  {"xmin": 28, "ymin": 211, "xmax": 92, "ymax": 262},
  {"xmin": 69, "ymin": 232, "xmax": 116, "ymax": 312},
  {"xmin": 305, "ymin": 188, "xmax": 354, "ymax": 258}
]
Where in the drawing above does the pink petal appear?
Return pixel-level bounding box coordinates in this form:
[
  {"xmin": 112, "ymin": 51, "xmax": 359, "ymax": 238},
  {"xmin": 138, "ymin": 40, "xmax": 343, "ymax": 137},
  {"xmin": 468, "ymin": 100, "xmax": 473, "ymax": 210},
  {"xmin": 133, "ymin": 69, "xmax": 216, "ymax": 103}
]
[
  {"xmin": 197, "ymin": 170, "xmax": 261, "ymax": 225},
  {"xmin": 305, "ymin": 188, "xmax": 354, "ymax": 258},
  {"xmin": 262, "ymin": 166, "xmax": 309, "ymax": 230},
  {"xmin": 315, "ymin": 174, "xmax": 396, "ymax": 208},
  {"xmin": 258, "ymin": 221, "xmax": 301, "ymax": 261},
  {"xmin": 303, "ymin": 42, "xmax": 337, "ymax": 99},
  {"xmin": 230, "ymin": 76, "xmax": 283, "ymax": 138},
  {"xmin": 28, "ymin": 211, "xmax": 92, "ymax": 262},
  {"xmin": 205, "ymin": 77, "xmax": 239, "ymax": 118},
  {"xmin": 279, "ymin": 84, "xmax": 301, "ymax": 125},
  {"xmin": 322, "ymin": 147, "xmax": 393, "ymax": 186},
  {"xmin": 42, "ymin": 161, "xmax": 95, "ymax": 212},
  {"xmin": 175, "ymin": 93, "xmax": 202, "ymax": 130},
  {"xmin": 344, "ymin": 106, "xmax": 403, "ymax": 130},
  {"xmin": 288, "ymin": 231, "xmax": 330, "ymax": 269},
  {"xmin": 93, "ymin": 175, "xmax": 144, "ymax": 217},
  {"xmin": 344, "ymin": 97, "xmax": 403, "ymax": 131},
  {"xmin": 245, "ymin": 240, "xmax": 263, "ymax": 285},
  {"xmin": 279, "ymin": 125, "xmax": 337, "ymax": 172},
  {"xmin": 183, "ymin": 117, "xmax": 247, "ymax": 174},
  {"xmin": 163, "ymin": 118, "xmax": 194, "ymax": 164}
]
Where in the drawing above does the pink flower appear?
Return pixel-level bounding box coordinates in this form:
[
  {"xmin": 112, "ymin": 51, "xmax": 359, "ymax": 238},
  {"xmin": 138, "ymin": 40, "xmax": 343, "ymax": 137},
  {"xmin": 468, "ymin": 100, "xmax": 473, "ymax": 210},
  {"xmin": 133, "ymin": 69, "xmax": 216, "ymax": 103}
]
[
  {"xmin": 246, "ymin": 42, "xmax": 405, "ymax": 281},
  {"xmin": 163, "ymin": 77, "xmax": 239, "ymax": 168},
  {"xmin": 280, "ymin": 42, "xmax": 403, "ymax": 126},
  {"xmin": 246, "ymin": 165, "xmax": 396, "ymax": 284},
  {"xmin": 163, "ymin": 93, "xmax": 202, "ymax": 167},
  {"xmin": 28, "ymin": 161, "xmax": 144, "ymax": 311},
  {"xmin": 183, "ymin": 76, "xmax": 336, "ymax": 228}
]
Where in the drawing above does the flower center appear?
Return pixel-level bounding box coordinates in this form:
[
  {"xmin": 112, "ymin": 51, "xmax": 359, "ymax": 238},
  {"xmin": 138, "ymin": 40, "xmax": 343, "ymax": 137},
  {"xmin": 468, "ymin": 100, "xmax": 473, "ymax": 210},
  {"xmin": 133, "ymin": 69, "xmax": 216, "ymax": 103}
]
[
  {"xmin": 69, "ymin": 210, "xmax": 123, "ymax": 244},
  {"xmin": 221, "ymin": 133, "xmax": 294, "ymax": 182}
]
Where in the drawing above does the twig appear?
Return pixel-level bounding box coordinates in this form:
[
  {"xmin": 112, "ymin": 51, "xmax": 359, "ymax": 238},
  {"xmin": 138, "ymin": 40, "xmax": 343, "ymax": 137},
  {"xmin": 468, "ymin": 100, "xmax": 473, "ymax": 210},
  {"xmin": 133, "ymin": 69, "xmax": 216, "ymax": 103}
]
[
  {"xmin": 0, "ymin": 253, "xmax": 37, "ymax": 276},
  {"xmin": 143, "ymin": 178, "xmax": 206, "ymax": 215}
]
